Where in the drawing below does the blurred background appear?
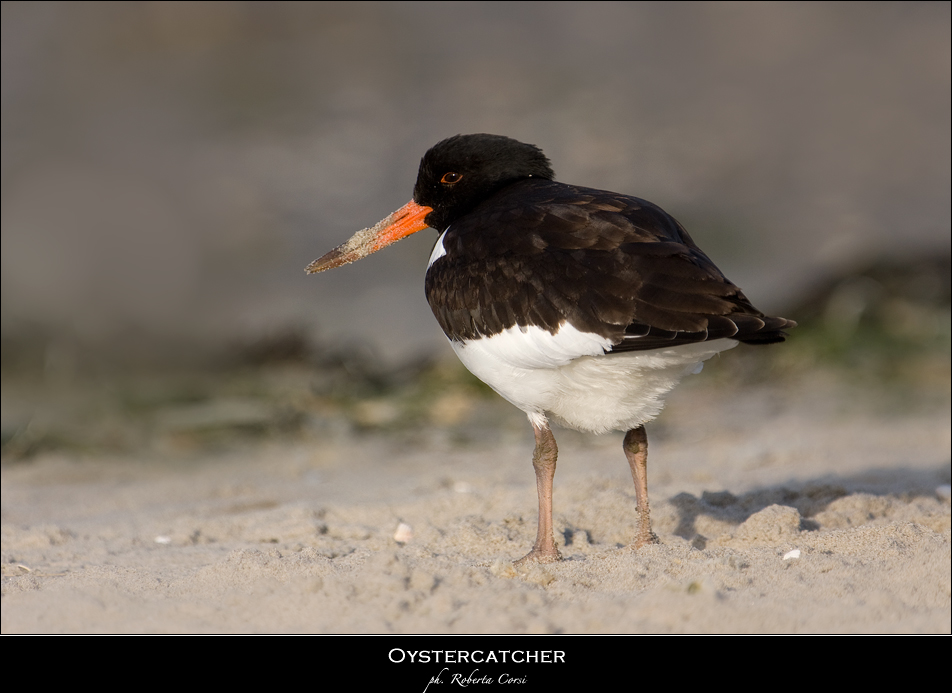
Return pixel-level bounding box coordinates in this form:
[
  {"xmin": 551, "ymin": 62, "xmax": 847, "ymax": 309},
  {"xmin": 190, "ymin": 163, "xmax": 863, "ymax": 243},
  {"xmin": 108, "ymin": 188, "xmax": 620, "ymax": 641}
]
[{"xmin": 2, "ymin": 2, "xmax": 949, "ymax": 456}]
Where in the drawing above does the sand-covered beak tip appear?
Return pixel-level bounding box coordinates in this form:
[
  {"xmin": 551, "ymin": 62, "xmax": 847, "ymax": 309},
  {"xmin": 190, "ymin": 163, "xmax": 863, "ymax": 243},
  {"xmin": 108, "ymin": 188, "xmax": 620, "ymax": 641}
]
[{"xmin": 306, "ymin": 200, "xmax": 433, "ymax": 274}]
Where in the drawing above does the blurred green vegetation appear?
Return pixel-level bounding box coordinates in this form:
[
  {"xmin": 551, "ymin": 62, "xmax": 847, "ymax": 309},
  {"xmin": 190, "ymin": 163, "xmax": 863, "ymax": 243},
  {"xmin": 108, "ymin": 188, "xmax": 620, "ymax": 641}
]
[
  {"xmin": 776, "ymin": 253, "xmax": 950, "ymax": 388},
  {"xmin": 2, "ymin": 254, "xmax": 949, "ymax": 461}
]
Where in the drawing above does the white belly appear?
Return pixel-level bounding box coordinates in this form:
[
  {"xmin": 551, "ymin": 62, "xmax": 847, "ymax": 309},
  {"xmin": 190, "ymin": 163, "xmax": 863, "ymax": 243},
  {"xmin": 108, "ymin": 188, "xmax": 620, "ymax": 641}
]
[{"xmin": 450, "ymin": 324, "xmax": 736, "ymax": 434}]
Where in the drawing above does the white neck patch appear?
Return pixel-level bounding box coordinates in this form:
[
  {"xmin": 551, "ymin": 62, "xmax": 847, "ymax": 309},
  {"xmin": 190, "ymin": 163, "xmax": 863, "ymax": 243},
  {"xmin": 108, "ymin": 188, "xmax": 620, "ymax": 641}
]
[{"xmin": 427, "ymin": 228, "xmax": 449, "ymax": 269}]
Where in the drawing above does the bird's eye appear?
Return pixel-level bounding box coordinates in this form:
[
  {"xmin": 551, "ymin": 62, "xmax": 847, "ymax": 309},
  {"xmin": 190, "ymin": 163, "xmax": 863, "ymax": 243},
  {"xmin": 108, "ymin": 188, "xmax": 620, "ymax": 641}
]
[{"xmin": 440, "ymin": 172, "xmax": 463, "ymax": 184}]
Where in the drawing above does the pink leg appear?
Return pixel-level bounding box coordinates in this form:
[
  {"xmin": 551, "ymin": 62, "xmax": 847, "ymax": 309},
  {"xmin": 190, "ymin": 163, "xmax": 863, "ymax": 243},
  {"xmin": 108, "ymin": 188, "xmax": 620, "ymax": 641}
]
[
  {"xmin": 624, "ymin": 426, "xmax": 659, "ymax": 548},
  {"xmin": 515, "ymin": 423, "xmax": 562, "ymax": 564}
]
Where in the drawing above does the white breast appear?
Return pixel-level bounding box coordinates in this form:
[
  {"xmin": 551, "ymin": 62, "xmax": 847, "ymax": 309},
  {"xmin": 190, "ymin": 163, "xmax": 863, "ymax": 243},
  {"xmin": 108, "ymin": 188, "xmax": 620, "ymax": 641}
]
[{"xmin": 450, "ymin": 323, "xmax": 736, "ymax": 434}]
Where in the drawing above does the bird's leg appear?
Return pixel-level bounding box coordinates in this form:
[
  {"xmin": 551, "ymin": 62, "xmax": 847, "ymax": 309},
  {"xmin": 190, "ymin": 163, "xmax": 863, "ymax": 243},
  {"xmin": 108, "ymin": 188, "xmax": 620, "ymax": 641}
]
[
  {"xmin": 515, "ymin": 423, "xmax": 562, "ymax": 564},
  {"xmin": 624, "ymin": 425, "xmax": 659, "ymax": 548}
]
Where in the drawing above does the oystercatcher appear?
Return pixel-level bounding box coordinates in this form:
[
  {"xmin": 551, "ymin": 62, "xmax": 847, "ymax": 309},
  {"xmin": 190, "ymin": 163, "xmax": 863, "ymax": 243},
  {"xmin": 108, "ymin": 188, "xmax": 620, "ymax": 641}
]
[{"xmin": 307, "ymin": 134, "xmax": 794, "ymax": 563}]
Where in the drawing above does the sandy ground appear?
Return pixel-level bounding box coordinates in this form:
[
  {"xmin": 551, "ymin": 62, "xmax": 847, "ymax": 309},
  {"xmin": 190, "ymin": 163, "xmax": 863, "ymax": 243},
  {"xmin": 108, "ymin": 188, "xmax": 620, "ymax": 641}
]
[{"xmin": 2, "ymin": 376, "xmax": 950, "ymax": 634}]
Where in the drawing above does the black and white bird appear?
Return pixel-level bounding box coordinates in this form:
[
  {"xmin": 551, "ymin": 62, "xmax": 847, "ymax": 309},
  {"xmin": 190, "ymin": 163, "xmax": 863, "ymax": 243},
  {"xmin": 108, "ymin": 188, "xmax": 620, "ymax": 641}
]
[{"xmin": 307, "ymin": 134, "xmax": 794, "ymax": 563}]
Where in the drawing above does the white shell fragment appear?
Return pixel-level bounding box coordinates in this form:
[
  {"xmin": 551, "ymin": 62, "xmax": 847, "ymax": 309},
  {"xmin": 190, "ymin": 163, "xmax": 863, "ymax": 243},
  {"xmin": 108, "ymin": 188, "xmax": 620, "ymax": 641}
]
[
  {"xmin": 782, "ymin": 549, "xmax": 801, "ymax": 560},
  {"xmin": 393, "ymin": 522, "xmax": 414, "ymax": 544}
]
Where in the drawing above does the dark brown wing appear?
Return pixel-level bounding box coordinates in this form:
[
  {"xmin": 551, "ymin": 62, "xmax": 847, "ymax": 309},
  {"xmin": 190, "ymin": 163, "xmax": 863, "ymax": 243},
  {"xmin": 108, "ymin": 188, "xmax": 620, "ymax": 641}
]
[{"xmin": 424, "ymin": 179, "xmax": 795, "ymax": 349}]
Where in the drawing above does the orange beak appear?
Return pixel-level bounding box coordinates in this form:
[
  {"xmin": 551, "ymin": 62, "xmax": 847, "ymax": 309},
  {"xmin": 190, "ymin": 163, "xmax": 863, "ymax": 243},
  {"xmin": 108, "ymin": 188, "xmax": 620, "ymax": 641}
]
[{"xmin": 306, "ymin": 200, "xmax": 433, "ymax": 274}]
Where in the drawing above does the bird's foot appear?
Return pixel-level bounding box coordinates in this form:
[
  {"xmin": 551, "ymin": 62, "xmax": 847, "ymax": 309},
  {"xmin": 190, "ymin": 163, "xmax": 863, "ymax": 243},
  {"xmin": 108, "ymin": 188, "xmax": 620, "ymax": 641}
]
[
  {"xmin": 514, "ymin": 546, "xmax": 562, "ymax": 565},
  {"xmin": 630, "ymin": 530, "xmax": 660, "ymax": 550}
]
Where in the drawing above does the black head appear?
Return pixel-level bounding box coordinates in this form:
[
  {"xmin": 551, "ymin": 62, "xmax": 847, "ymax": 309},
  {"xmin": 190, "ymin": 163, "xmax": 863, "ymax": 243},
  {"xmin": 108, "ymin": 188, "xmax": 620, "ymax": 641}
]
[{"xmin": 413, "ymin": 134, "xmax": 555, "ymax": 231}]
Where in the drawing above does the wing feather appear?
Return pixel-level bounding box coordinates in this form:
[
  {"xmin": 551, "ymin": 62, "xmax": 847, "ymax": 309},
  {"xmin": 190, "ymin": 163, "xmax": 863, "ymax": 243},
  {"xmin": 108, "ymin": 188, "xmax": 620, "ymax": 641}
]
[{"xmin": 425, "ymin": 179, "xmax": 795, "ymax": 351}]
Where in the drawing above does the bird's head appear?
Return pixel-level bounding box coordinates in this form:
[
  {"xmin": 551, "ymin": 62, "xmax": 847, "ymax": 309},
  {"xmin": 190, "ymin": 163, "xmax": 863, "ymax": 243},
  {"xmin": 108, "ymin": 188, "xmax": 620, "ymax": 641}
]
[
  {"xmin": 413, "ymin": 134, "xmax": 554, "ymax": 231},
  {"xmin": 306, "ymin": 134, "xmax": 553, "ymax": 274}
]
